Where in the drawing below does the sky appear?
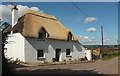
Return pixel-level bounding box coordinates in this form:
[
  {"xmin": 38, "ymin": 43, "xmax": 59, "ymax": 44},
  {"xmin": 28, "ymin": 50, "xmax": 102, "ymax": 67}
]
[
  {"xmin": 1, "ymin": 2, "xmax": 118, "ymax": 45},
  {"xmin": 1, "ymin": 0, "xmax": 120, "ymax": 2}
]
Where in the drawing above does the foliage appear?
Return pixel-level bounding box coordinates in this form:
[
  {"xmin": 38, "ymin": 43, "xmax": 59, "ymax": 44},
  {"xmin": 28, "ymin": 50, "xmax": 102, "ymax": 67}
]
[
  {"xmin": 92, "ymin": 50, "xmax": 100, "ymax": 55},
  {"xmin": 101, "ymin": 52, "xmax": 120, "ymax": 60},
  {"xmin": 1, "ymin": 22, "xmax": 10, "ymax": 32},
  {"xmin": 80, "ymin": 58, "xmax": 86, "ymax": 61},
  {"xmin": 1, "ymin": 22, "xmax": 14, "ymax": 75}
]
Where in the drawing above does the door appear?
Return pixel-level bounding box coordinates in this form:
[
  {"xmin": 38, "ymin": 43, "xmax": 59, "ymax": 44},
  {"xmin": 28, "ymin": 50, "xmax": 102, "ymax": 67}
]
[{"xmin": 55, "ymin": 49, "xmax": 61, "ymax": 61}]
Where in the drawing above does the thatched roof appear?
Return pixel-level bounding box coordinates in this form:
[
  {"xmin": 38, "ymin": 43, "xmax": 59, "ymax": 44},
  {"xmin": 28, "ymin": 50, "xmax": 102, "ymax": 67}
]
[{"xmin": 4, "ymin": 10, "xmax": 78, "ymax": 41}]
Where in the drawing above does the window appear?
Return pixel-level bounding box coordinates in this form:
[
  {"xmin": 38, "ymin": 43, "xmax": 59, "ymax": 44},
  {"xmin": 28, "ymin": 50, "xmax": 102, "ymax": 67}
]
[
  {"xmin": 38, "ymin": 32, "xmax": 44, "ymax": 40},
  {"xmin": 37, "ymin": 50, "xmax": 44, "ymax": 58},
  {"xmin": 66, "ymin": 49, "xmax": 71, "ymax": 56},
  {"xmin": 67, "ymin": 32, "xmax": 72, "ymax": 41},
  {"xmin": 38, "ymin": 28, "xmax": 46, "ymax": 40}
]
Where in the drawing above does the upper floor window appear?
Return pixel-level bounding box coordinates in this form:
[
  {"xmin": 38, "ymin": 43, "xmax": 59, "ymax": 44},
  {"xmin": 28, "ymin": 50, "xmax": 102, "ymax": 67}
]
[
  {"xmin": 67, "ymin": 32, "xmax": 72, "ymax": 41},
  {"xmin": 38, "ymin": 32, "xmax": 44, "ymax": 40},
  {"xmin": 38, "ymin": 27, "xmax": 46, "ymax": 40}
]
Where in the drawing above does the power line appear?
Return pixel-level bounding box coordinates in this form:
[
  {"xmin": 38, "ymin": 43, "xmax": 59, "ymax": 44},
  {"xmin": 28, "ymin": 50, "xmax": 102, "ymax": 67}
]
[
  {"xmin": 72, "ymin": 2, "xmax": 89, "ymax": 17},
  {"xmin": 71, "ymin": 2, "xmax": 101, "ymax": 26},
  {"xmin": 72, "ymin": 2, "xmax": 105, "ymax": 59}
]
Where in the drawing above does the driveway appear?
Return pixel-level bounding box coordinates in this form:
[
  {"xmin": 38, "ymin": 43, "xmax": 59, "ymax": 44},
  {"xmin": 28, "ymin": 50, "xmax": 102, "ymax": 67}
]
[{"xmin": 13, "ymin": 57, "xmax": 119, "ymax": 74}]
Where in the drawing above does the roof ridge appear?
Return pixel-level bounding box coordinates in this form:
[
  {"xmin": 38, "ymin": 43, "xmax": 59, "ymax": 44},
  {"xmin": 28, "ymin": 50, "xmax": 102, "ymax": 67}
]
[{"xmin": 25, "ymin": 9, "xmax": 57, "ymax": 20}]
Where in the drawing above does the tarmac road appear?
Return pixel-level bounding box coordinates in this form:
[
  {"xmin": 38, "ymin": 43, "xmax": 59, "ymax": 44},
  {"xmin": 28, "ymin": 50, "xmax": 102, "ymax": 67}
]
[{"xmin": 14, "ymin": 57, "xmax": 119, "ymax": 74}]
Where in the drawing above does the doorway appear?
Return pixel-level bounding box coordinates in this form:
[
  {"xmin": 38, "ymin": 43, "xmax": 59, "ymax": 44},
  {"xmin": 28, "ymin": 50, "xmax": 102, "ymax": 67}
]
[{"xmin": 55, "ymin": 49, "xmax": 61, "ymax": 62}]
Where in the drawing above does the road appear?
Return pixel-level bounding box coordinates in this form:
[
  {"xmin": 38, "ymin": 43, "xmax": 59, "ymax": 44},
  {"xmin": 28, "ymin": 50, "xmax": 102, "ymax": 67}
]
[{"xmin": 14, "ymin": 57, "xmax": 119, "ymax": 74}]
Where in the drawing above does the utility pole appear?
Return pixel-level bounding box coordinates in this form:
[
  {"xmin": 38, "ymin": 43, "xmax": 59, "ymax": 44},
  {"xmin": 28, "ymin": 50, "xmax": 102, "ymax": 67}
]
[
  {"xmin": 117, "ymin": 40, "xmax": 119, "ymax": 52},
  {"xmin": 100, "ymin": 26, "xmax": 104, "ymax": 59},
  {"xmin": 0, "ymin": 19, "xmax": 1, "ymax": 31}
]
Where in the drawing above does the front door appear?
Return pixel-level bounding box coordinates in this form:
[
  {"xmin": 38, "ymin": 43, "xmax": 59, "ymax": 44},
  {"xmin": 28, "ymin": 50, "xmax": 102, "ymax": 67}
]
[{"xmin": 55, "ymin": 49, "xmax": 61, "ymax": 61}]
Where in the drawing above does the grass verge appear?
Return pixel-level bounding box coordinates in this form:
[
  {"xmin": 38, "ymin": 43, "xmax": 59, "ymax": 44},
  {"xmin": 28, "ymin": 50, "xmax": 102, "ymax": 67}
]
[{"xmin": 101, "ymin": 52, "xmax": 120, "ymax": 60}]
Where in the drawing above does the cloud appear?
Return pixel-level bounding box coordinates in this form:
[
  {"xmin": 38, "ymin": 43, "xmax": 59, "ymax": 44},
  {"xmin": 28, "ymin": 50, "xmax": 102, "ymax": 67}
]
[
  {"xmin": 103, "ymin": 40, "xmax": 106, "ymax": 42},
  {"xmin": 91, "ymin": 37, "xmax": 95, "ymax": 39},
  {"xmin": 85, "ymin": 17, "xmax": 97, "ymax": 23},
  {"xmin": 78, "ymin": 35, "xmax": 99, "ymax": 45},
  {"xmin": 79, "ymin": 36, "xmax": 83, "ymax": 38},
  {"xmin": 106, "ymin": 39, "xmax": 110, "ymax": 41},
  {"xmin": 78, "ymin": 35, "xmax": 117, "ymax": 45},
  {"xmin": 31, "ymin": 7, "xmax": 42, "ymax": 12},
  {"xmin": 88, "ymin": 39, "xmax": 92, "ymax": 41},
  {"xmin": 58, "ymin": 18, "xmax": 62, "ymax": 22},
  {"xmin": 65, "ymin": 16, "xmax": 82, "ymax": 22},
  {"xmin": 84, "ymin": 36, "xmax": 89, "ymax": 39},
  {"xmin": 78, "ymin": 36, "xmax": 89, "ymax": 40},
  {"xmin": 0, "ymin": 5, "xmax": 13, "ymax": 22},
  {"xmin": 0, "ymin": 4, "xmax": 43, "ymax": 23},
  {"xmin": 87, "ymin": 27, "xmax": 96, "ymax": 32}
]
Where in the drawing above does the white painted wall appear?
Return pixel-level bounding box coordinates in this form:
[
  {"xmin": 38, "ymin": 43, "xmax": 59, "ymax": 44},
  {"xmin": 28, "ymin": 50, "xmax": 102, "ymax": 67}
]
[
  {"xmin": 5, "ymin": 33, "xmax": 25, "ymax": 62},
  {"xmin": 85, "ymin": 50, "xmax": 92, "ymax": 61},
  {"xmin": 24, "ymin": 38, "xmax": 85, "ymax": 63},
  {"xmin": 5, "ymin": 6, "xmax": 85, "ymax": 63},
  {"xmin": 5, "ymin": 33, "xmax": 86, "ymax": 63}
]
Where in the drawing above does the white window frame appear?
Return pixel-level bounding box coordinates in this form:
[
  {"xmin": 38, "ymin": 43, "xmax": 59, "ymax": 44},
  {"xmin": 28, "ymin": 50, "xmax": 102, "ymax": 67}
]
[
  {"xmin": 38, "ymin": 32, "xmax": 45, "ymax": 40},
  {"xmin": 37, "ymin": 49, "xmax": 45, "ymax": 59},
  {"xmin": 66, "ymin": 49, "xmax": 72, "ymax": 57},
  {"xmin": 67, "ymin": 33, "xmax": 72, "ymax": 41},
  {"xmin": 38, "ymin": 28, "xmax": 46, "ymax": 41}
]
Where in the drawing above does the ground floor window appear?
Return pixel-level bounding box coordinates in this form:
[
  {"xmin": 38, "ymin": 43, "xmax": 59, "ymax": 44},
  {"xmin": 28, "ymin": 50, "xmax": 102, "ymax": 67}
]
[
  {"xmin": 66, "ymin": 49, "xmax": 71, "ymax": 56},
  {"xmin": 37, "ymin": 50, "xmax": 44, "ymax": 58}
]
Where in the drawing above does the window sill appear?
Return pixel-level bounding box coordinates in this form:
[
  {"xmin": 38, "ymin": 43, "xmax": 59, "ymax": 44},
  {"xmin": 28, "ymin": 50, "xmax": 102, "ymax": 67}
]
[
  {"xmin": 37, "ymin": 57, "xmax": 45, "ymax": 60},
  {"xmin": 37, "ymin": 39, "xmax": 45, "ymax": 41},
  {"xmin": 66, "ymin": 55, "xmax": 72, "ymax": 57}
]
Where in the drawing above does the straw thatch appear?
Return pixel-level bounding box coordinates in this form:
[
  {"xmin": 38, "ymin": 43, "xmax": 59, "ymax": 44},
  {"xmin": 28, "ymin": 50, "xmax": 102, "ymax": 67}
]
[{"xmin": 4, "ymin": 10, "xmax": 78, "ymax": 41}]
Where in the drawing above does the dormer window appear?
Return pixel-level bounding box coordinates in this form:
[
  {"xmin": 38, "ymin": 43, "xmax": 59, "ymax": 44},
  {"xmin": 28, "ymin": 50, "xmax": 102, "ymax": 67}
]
[
  {"xmin": 38, "ymin": 27, "xmax": 46, "ymax": 40},
  {"xmin": 67, "ymin": 32, "xmax": 72, "ymax": 41},
  {"xmin": 38, "ymin": 32, "xmax": 44, "ymax": 40}
]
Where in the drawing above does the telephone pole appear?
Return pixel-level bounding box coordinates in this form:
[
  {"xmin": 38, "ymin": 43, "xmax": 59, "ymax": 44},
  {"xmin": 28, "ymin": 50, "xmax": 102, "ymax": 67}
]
[{"xmin": 100, "ymin": 26, "xmax": 104, "ymax": 59}]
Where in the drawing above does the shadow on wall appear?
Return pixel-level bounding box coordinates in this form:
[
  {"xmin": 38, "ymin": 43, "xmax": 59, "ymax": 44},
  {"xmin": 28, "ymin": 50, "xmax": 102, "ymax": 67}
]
[
  {"xmin": 26, "ymin": 37, "xmax": 84, "ymax": 52},
  {"xmin": 25, "ymin": 38, "xmax": 49, "ymax": 53}
]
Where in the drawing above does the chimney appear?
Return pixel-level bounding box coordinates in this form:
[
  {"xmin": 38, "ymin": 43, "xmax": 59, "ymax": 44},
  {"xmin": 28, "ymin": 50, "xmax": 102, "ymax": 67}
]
[{"xmin": 11, "ymin": 5, "xmax": 18, "ymax": 34}]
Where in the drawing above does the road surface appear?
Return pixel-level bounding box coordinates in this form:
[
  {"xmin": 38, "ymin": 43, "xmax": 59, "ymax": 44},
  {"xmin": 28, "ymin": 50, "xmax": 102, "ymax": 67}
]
[{"xmin": 13, "ymin": 57, "xmax": 119, "ymax": 74}]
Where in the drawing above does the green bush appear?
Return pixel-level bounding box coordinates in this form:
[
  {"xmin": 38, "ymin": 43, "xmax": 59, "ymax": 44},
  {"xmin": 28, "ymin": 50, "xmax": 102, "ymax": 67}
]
[{"xmin": 102, "ymin": 52, "xmax": 120, "ymax": 60}]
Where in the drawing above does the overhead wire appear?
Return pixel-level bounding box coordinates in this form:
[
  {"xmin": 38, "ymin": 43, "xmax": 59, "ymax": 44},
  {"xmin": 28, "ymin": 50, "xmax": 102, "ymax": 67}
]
[{"xmin": 71, "ymin": 2, "xmax": 101, "ymax": 26}]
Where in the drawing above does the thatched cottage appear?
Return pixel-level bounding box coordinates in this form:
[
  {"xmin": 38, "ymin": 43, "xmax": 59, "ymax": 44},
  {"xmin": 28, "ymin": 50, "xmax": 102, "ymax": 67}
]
[{"xmin": 4, "ymin": 6, "xmax": 86, "ymax": 63}]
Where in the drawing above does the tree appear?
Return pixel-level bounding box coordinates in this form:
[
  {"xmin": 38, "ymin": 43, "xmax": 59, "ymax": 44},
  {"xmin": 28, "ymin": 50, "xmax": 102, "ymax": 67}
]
[
  {"xmin": 1, "ymin": 22, "xmax": 14, "ymax": 75},
  {"xmin": 1, "ymin": 22, "xmax": 10, "ymax": 32}
]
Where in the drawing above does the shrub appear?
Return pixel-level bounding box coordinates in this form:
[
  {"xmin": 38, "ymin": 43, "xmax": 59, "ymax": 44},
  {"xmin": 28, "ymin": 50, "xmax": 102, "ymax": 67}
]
[
  {"xmin": 80, "ymin": 58, "xmax": 85, "ymax": 61},
  {"xmin": 63, "ymin": 59, "xmax": 66, "ymax": 62},
  {"xmin": 68, "ymin": 59, "xmax": 72, "ymax": 61}
]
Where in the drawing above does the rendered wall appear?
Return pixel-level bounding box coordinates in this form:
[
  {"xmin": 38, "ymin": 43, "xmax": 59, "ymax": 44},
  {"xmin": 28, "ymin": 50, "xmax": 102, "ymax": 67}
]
[
  {"xmin": 24, "ymin": 38, "xmax": 85, "ymax": 63},
  {"xmin": 4, "ymin": 33, "xmax": 25, "ymax": 62}
]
